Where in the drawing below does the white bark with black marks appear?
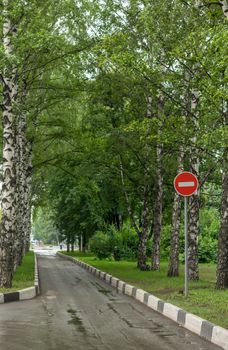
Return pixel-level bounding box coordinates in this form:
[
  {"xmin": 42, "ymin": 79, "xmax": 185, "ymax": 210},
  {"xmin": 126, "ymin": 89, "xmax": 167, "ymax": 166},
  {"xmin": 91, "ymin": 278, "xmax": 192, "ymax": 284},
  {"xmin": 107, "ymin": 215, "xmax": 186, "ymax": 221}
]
[
  {"xmin": 188, "ymin": 88, "xmax": 200, "ymax": 281},
  {"xmin": 138, "ymin": 169, "xmax": 151, "ymax": 271},
  {"xmin": 120, "ymin": 159, "xmax": 151, "ymax": 270},
  {"xmin": 119, "ymin": 159, "xmax": 140, "ymax": 236},
  {"xmin": 151, "ymin": 143, "xmax": 163, "ymax": 270},
  {"xmin": 168, "ymin": 146, "xmax": 184, "ymax": 277},
  {"xmin": 216, "ymin": 165, "xmax": 228, "ymax": 289},
  {"xmin": 221, "ymin": 0, "xmax": 228, "ymax": 19},
  {"xmin": 151, "ymin": 96, "xmax": 164, "ymax": 271},
  {"xmin": 14, "ymin": 112, "xmax": 28, "ymax": 266},
  {"xmin": 24, "ymin": 145, "xmax": 33, "ymax": 254},
  {"xmin": 0, "ymin": 0, "xmax": 18, "ymax": 287},
  {"xmin": 216, "ymin": 106, "xmax": 228, "ymax": 289}
]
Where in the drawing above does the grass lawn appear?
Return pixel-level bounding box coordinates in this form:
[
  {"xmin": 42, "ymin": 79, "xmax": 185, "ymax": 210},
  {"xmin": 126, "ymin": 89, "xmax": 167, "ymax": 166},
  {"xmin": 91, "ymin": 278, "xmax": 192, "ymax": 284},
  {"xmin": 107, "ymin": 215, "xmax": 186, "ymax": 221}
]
[
  {"xmin": 62, "ymin": 251, "xmax": 228, "ymax": 329},
  {"xmin": 0, "ymin": 251, "xmax": 35, "ymax": 293}
]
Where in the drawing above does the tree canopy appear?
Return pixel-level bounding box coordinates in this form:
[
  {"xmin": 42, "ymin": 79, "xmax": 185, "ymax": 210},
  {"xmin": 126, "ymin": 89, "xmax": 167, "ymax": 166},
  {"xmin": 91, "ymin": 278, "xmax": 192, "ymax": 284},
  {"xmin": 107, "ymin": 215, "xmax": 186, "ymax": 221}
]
[{"xmin": 0, "ymin": 0, "xmax": 227, "ymax": 288}]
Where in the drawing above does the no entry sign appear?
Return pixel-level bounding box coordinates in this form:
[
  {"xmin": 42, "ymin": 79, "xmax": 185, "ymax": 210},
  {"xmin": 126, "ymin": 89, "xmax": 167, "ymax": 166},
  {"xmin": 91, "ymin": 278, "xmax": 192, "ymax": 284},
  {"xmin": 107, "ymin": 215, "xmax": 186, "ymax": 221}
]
[
  {"xmin": 173, "ymin": 171, "xmax": 199, "ymax": 297},
  {"xmin": 174, "ymin": 172, "xmax": 198, "ymax": 197}
]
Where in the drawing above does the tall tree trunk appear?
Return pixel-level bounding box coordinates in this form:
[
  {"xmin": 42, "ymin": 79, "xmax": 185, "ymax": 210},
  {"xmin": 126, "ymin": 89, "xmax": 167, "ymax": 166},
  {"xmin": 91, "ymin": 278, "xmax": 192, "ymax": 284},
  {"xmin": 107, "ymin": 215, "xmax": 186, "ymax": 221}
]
[
  {"xmin": 188, "ymin": 88, "xmax": 200, "ymax": 281},
  {"xmin": 24, "ymin": 145, "xmax": 33, "ymax": 254},
  {"xmin": 151, "ymin": 96, "xmax": 164, "ymax": 271},
  {"xmin": 14, "ymin": 110, "xmax": 28, "ymax": 266},
  {"xmin": 120, "ymin": 159, "xmax": 151, "ymax": 270},
  {"xmin": 216, "ymin": 106, "xmax": 228, "ymax": 289},
  {"xmin": 138, "ymin": 170, "xmax": 151, "ymax": 270},
  {"xmin": 0, "ymin": 0, "xmax": 18, "ymax": 288},
  {"xmin": 216, "ymin": 162, "xmax": 228, "ymax": 289},
  {"xmin": 19, "ymin": 114, "xmax": 28, "ymax": 258},
  {"xmin": 221, "ymin": 0, "xmax": 228, "ymax": 19},
  {"xmin": 151, "ymin": 143, "xmax": 163, "ymax": 270},
  {"xmin": 167, "ymin": 146, "xmax": 184, "ymax": 277},
  {"xmin": 13, "ymin": 122, "xmax": 20, "ymax": 270}
]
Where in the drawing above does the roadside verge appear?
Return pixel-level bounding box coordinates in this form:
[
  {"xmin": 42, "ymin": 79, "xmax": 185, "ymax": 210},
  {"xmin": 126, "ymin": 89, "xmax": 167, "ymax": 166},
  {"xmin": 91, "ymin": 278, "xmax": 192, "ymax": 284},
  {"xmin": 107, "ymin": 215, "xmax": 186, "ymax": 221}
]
[
  {"xmin": 0, "ymin": 253, "xmax": 40, "ymax": 304},
  {"xmin": 57, "ymin": 252, "xmax": 228, "ymax": 350}
]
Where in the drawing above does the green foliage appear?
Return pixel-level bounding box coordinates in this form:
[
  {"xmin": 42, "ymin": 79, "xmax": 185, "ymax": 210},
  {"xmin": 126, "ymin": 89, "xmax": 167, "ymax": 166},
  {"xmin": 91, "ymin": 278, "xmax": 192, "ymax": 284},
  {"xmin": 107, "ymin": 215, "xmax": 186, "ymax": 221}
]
[
  {"xmin": 158, "ymin": 207, "xmax": 219, "ymax": 263},
  {"xmin": 160, "ymin": 224, "xmax": 172, "ymax": 260},
  {"xmin": 198, "ymin": 208, "xmax": 220, "ymax": 263},
  {"xmin": 198, "ymin": 236, "xmax": 218, "ymax": 263},
  {"xmin": 89, "ymin": 231, "xmax": 112, "ymax": 260},
  {"xmin": 105, "ymin": 225, "xmax": 123, "ymax": 261},
  {"xmin": 32, "ymin": 207, "xmax": 58, "ymax": 244},
  {"xmin": 7, "ymin": 0, "xmax": 225, "ymax": 280},
  {"xmin": 89, "ymin": 223, "xmax": 139, "ymax": 261},
  {"xmin": 119, "ymin": 222, "xmax": 139, "ymax": 260}
]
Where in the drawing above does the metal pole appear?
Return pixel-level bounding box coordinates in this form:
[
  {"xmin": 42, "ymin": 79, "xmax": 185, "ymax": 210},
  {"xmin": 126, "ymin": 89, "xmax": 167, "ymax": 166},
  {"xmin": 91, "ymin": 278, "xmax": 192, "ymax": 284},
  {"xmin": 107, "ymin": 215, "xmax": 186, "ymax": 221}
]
[{"xmin": 184, "ymin": 196, "xmax": 188, "ymax": 297}]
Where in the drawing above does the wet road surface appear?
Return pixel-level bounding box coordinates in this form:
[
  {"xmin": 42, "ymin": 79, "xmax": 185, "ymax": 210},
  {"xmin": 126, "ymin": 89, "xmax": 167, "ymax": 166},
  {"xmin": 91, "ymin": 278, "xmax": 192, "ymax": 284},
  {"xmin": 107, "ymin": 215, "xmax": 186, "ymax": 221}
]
[{"xmin": 0, "ymin": 253, "xmax": 221, "ymax": 350}]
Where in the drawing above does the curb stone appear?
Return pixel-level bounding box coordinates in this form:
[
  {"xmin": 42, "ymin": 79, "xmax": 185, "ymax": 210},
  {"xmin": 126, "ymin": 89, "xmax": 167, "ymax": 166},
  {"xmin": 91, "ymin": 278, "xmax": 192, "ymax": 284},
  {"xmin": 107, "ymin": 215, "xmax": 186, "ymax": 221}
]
[
  {"xmin": 57, "ymin": 252, "xmax": 228, "ymax": 350},
  {"xmin": 0, "ymin": 253, "xmax": 40, "ymax": 304}
]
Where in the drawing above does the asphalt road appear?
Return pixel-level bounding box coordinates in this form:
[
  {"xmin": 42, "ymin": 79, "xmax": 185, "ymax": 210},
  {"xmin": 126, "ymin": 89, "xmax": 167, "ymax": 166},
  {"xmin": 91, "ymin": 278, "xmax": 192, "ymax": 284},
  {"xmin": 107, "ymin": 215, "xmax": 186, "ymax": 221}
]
[{"xmin": 0, "ymin": 252, "xmax": 221, "ymax": 350}]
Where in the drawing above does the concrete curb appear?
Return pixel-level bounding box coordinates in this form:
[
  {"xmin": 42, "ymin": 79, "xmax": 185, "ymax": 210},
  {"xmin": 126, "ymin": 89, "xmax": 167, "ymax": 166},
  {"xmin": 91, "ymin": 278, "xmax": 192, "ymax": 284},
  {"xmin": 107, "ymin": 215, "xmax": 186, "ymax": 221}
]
[
  {"xmin": 57, "ymin": 252, "xmax": 228, "ymax": 350},
  {"xmin": 0, "ymin": 253, "xmax": 40, "ymax": 304}
]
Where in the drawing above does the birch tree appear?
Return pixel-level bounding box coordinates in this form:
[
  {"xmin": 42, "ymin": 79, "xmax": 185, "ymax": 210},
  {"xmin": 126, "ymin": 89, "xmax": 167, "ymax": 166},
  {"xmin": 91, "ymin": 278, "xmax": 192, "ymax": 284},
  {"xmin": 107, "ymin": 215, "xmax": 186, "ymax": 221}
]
[
  {"xmin": 215, "ymin": 0, "xmax": 228, "ymax": 290},
  {"xmin": 151, "ymin": 97, "xmax": 164, "ymax": 271},
  {"xmin": 167, "ymin": 147, "xmax": 184, "ymax": 277},
  {"xmin": 0, "ymin": 0, "xmax": 98, "ymax": 286},
  {"xmin": 0, "ymin": 0, "xmax": 18, "ymax": 287},
  {"xmin": 188, "ymin": 85, "xmax": 201, "ymax": 281},
  {"xmin": 216, "ymin": 108, "xmax": 228, "ymax": 289}
]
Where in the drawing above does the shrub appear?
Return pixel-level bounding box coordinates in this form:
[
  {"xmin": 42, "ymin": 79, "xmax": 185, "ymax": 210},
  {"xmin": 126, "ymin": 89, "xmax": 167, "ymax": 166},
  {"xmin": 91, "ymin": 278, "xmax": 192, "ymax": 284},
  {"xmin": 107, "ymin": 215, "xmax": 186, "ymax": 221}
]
[
  {"xmin": 198, "ymin": 208, "xmax": 219, "ymax": 263},
  {"xmin": 89, "ymin": 223, "xmax": 140, "ymax": 261},
  {"xmin": 120, "ymin": 246, "xmax": 137, "ymax": 260},
  {"xmin": 121, "ymin": 222, "xmax": 139, "ymax": 259},
  {"xmin": 89, "ymin": 231, "xmax": 111, "ymax": 260},
  {"xmin": 198, "ymin": 236, "xmax": 217, "ymax": 263}
]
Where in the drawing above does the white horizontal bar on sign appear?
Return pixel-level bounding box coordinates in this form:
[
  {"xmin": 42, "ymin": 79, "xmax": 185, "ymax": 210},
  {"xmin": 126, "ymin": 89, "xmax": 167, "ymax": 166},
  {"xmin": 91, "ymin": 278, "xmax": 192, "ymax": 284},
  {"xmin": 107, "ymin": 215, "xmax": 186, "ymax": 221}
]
[{"xmin": 178, "ymin": 182, "xmax": 195, "ymax": 187}]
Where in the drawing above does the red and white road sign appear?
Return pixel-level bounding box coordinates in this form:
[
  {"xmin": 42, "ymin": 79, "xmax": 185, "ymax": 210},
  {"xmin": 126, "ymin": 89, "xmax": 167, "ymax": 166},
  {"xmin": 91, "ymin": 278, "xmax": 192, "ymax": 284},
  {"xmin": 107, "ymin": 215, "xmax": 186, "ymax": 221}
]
[{"xmin": 174, "ymin": 172, "xmax": 198, "ymax": 197}]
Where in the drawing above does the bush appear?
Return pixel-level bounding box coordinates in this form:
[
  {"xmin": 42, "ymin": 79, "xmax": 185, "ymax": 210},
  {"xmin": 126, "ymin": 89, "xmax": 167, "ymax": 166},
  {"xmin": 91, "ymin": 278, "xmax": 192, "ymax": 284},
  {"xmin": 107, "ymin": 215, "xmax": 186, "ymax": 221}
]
[
  {"xmin": 120, "ymin": 246, "xmax": 137, "ymax": 260},
  {"xmin": 198, "ymin": 236, "xmax": 217, "ymax": 263},
  {"xmin": 89, "ymin": 223, "xmax": 140, "ymax": 261},
  {"xmin": 121, "ymin": 222, "xmax": 139, "ymax": 259},
  {"xmin": 198, "ymin": 208, "xmax": 219, "ymax": 263},
  {"xmin": 89, "ymin": 231, "xmax": 112, "ymax": 260},
  {"xmin": 105, "ymin": 225, "xmax": 122, "ymax": 261}
]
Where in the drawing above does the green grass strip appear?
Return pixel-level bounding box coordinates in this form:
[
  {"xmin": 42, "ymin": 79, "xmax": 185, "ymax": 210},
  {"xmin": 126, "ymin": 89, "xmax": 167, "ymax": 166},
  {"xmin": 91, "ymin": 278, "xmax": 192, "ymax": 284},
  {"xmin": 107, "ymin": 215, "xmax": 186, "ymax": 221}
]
[{"xmin": 0, "ymin": 251, "xmax": 35, "ymax": 293}]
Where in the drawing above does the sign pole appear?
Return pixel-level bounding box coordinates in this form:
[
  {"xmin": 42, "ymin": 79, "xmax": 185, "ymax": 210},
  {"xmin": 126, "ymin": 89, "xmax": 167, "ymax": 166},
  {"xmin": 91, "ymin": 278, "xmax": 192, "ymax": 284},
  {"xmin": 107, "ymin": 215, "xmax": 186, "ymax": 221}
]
[
  {"xmin": 173, "ymin": 171, "xmax": 199, "ymax": 297},
  {"xmin": 184, "ymin": 196, "xmax": 188, "ymax": 297}
]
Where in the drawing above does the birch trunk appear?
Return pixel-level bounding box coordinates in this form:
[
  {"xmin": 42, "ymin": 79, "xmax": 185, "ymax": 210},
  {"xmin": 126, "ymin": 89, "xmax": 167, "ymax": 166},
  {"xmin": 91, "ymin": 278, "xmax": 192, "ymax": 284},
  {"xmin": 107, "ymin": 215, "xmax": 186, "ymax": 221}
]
[
  {"xmin": 151, "ymin": 143, "xmax": 163, "ymax": 270},
  {"xmin": 14, "ymin": 77, "xmax": 29, "ymax": 263},
  {"xmin": 13, "ymin": 110, "xmax": 26, "ymax": 266},
  {"xmin": 19, "ymin": 114, "xmax": 28, "ymax": 259},
  {"xmin": 120, "ymin": 160, "xmax": 150, "ymax": 269},
  {"xmin": 188, "ymin": 89, "xmax": 200, "ymax": 281},
  {"xmin": 13, "ymin": 122, "xmax": 21, "ymax": 269},
  {"xmin": 151, "ymin": 96, "xmax": 164, "ymax": 271},
  {"xmin": 24, "ymin": 145, "xmax": 33, "ymax": 254},
  {"xmin": 221, "ymin": 0, "xmax": 228, "ymax": 19},
  {"xmin": 216, "ymin": 107, "xmax": 228, "ymax": 289},
  {"xmin": 0, "ymin": 0, "xmax": 18, "ymax": 287},
  {"xmin": 216, "ymin": 163, "xmax": 228, "ymax": 289},
  {"xmin": 167, "ymin": 147, "xmax": 184, "ymax": 277},
  {"xmin": 137, "ymin": 169, "xmax": 151, "ymax": 270}
]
